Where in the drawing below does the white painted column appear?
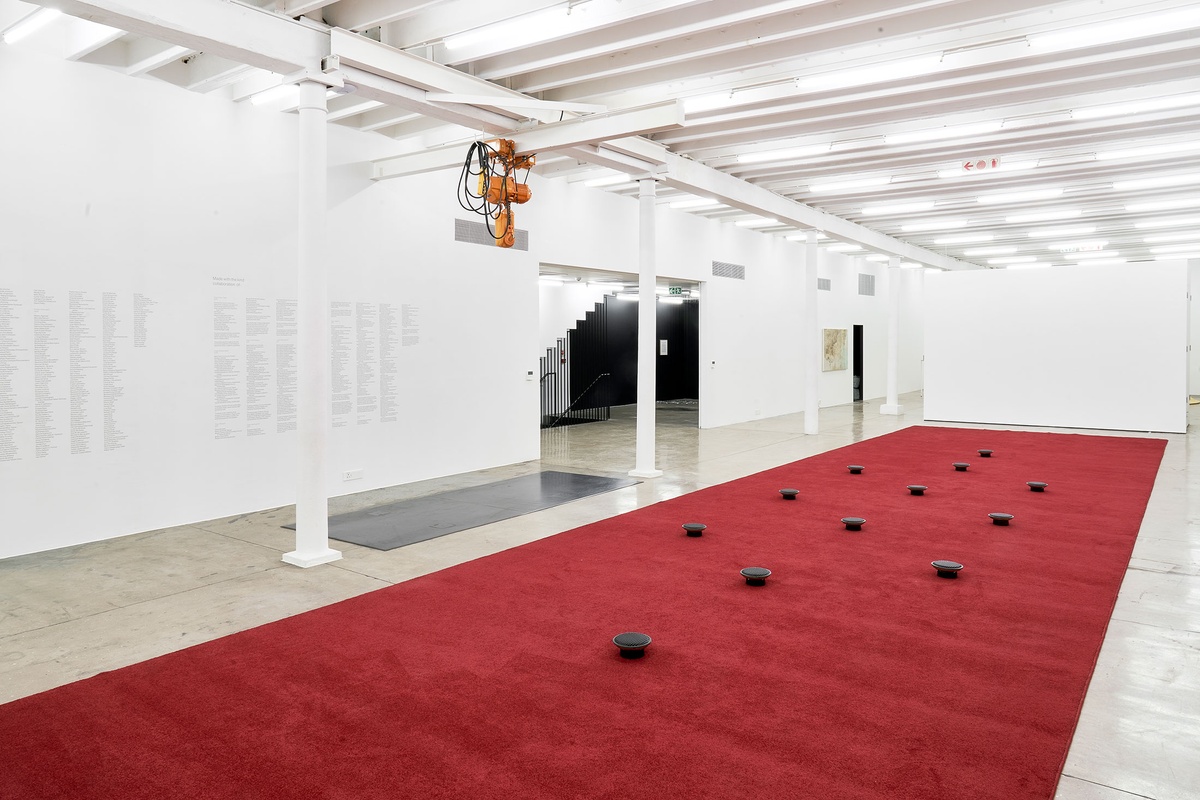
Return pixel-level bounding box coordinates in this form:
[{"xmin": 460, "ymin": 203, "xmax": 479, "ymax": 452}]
[
  {"xmin": 803, "ymin": 231, "xmax": 821, "ymax": 434},
  {"xmin": 284, "ymin": 79, "xmax": 342, "ymax": 568},
  {"xmin": 630, "ymin": 178, "xmax": 663, "ymax": 478},
  {"xmin": 880, "ymin": 256, "xmax": 904, "ymax": 416}
]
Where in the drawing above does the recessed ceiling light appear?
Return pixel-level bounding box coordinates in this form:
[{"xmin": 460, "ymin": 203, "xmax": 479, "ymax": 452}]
[
  {"xmin": 977, "ymin": 187, "xmax": 1063, "ymax": 204},
  {"xmin": 963, "ymin": 246, "xmax": 1017, "ymax": 256},
  {"xmin": 988, "ymin": 256, "xmax": 1038, "ymax": 265},
  {"xmin": 1006, "ymin": 209, "xmax": 1081, "ymax": 224},
  {"xmin": 861, "ymin": 201, "xmax": 935, "ymax": 216},
  {"xmin": 934, "ymin": 234, "xmax": 994, "ymax": 245},
  {"xmin": 1027, "ymin": 225, "xmax": 1096, "ymax": 238},
  {"xmin": 885, "ymin": 121, "xmax": 1003, "ymax": 145},
  {"xmin": 808, "ymin": 176, "xmax": 892, "ymax": 193}
]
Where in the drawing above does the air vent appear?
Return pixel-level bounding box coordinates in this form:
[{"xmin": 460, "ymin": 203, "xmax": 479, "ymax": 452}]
[
  {"xmin": 454, "ymin": 218, "xmax": 529, "ymax": 251},
  {"xmin": 712, "ymin": 260, "xmax": 746, "ymax": 280},
  {"xmin": 818, "ymin": 278, "xmax": 831, "ymax": 291},
  {"xmin": 858, "ymin": 273, "xmax": 876, "ymax": 296}
]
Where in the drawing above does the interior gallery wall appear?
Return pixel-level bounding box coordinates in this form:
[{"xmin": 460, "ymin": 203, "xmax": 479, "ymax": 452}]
[
  {"xmin": 923, "ymin": 261, "xmax": 1188, "ymax": 433},
  {"xmin": 0, "ymin": 42, "xmax": 926, "ymax": 560}
]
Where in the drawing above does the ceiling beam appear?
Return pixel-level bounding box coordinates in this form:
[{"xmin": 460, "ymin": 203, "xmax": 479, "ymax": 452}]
[
  {"xmin": 323, "ymin": 0, "xmax": 441, "ymax": 32},
  {"xmin": 381, "ymin": 0, "xmax": 562, "ymax": 49},
  {"xmin": 47, "ymin": 0, "xmax": 329, "ymax": 73}
]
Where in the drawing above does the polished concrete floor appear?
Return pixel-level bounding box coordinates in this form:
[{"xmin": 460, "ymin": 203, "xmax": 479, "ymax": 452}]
[{"xmin": 1, "ymin": 392, "xmax": 1196, "ymax": 800}]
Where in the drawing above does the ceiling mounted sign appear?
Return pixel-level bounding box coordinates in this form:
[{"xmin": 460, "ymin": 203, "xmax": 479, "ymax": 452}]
[{"xmin": 961, "ymin": 156, "xmax": 1002, "ymax": 173}]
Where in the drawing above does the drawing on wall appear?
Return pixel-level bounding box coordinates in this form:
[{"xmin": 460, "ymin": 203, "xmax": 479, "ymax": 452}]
[{"xmin": 823, "ymin": 328, "xmax": 848, "ymax": 372}]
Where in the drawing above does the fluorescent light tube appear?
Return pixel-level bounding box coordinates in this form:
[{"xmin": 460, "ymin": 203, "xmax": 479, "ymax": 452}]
[
  {"xmin": 1072, "ymin": 92, "xmax": 1200, "ymax": 120},
  {"xmin": 1065, "ymin": 251, "xmax": 1121, "ymax": 259},
  {"xmin": 658, "ymin": 297, "xmax": 684, "ymax": 305},
  {"xmin": 1126, "ymin": 198, "xmax": 1200, "ymax": 212},
  {"xmin": 1155, "ymin": 253, "xmax": 1200, "ymax": 260},
  {"xmin": 865, "ymin": 254, "xmax": 890, "ymax": 262},
  {"xmin": 1027, "ymin": 225, "xmax": 1096, "ymax": 238},
  {"xmin": 901, "ymin": 219, "xmax": 967, "ymax": 232},
  {"xmin": 799, "ymin": 55, "xmax": 944, "ymax": 92},
  {"xmin": 1072, "ymin": 258, "xmax": 1127, "ymax": 266},
  {"xmin": 1150, "ymin": 243, "xmax": 1200, "ymax": 254},
  {"xmin": 1114, "ymin": 173, "xmax": 1200, "ymax": 191},
  {"xmin": 1006, "ymin": 209, "xmax": 1081, "ymax": 224},
  {"xmin": 737, "ymin": 144, "xmax": 830, "ymax": 164},
  {"xmin": 934, "ymin": 234, "xmax": 993, "ymax": 245},
  {"xmin": 668, "ymin": 197, "xmax": 720, "ymax": 209},
  {"xmin": 988, "ymin": 256, "xmax": 1038, "ymax": 265},
  {"xmin": 584, "ymin": 173, "xmax": 632, "ymax": 188},
  {"xmin": 862, "ymin": 201, "xmax": 935, "ymax": 216},
  {"xmin": 1134, "ymin": 215, "xmax": 1200, "ymax": 229},
  {"xmin": 1, "ymin": 8, "xmax": 61, "ymax": 44},
  {"xmin": 977, "ymin": 187, "xmax": 1063, "ymax": 205},
  {"xmin": 963, "ymin": 246, "xmax": 1017, "ymax": 256},
  {"xmin": 1144, "ymin": 232, "xmax": 1200, "ymax": 243},
  {"xmin": 808, "ymin": 176, "xmax": 892, "ymax": 193},
  {"xmin": 1030, "ymin": 8, "xmax": 1200, "ymax": 52},
  {"xmin": 885, "ymin": 121, "xmax": 1002, "ymax": 146},
  {"xmin": 1098, "ymin": 141, "xmax": 1200, "ymax": 160}
]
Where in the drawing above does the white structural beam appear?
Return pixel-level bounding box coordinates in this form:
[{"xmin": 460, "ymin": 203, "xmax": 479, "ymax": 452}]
[
  {"xmin": 124, "ymin": 40, "xmax": 193, "ymax": 75},
  {"xmin": 62, "ymin": 16, "xmax": 124, "ymax": 61},
  {"xmin": 343, "ymin": 66, "xmax": 518, "ymax": 134},
  {"xmin": 425, "ymin": 94, "xmax": 608, "ymax": 115},
  {"xmin": 48, "ymin": 0, "xmax": 328, "ymax": 73},
  {"xmin": 382, "ymin": 0, "xmax": 563, "ymax": 48}
]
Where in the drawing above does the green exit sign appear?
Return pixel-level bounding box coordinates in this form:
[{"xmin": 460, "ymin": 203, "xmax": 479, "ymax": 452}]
[{"xmin": 668, "ymin": 286, "xmax": 683, "ymax": 295}]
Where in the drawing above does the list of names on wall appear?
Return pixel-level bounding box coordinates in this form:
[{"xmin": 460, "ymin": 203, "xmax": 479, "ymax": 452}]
[
  {"xmin": 0, "ymin": 286, "xmax": 157, "ymax": 463},
  {"xmin": 330, "ymin": 300, "xmax": 401, "ymax": 429},
  {"xmin": 275, "ymin": 300, "xmax": 297, "ymax": 434}
]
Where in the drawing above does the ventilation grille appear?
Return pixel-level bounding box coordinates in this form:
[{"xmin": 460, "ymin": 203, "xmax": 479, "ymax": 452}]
[
  {"xmin": 858, "ymin": 273, "xmax": 876, "ymax": 296},
  {"xmin": 817, "ymin": 278, "xmax": 831, "ymax": 291},
  {"xmin": 454, "ymin": 218, "xmax": 529, "ymax": 251},
  {"xmin": 712, "ymin": 260, "xmax": 746, "ymax": 280}
]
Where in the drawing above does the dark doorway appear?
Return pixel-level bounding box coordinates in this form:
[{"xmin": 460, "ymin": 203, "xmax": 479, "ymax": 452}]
[{"xmin": 852, "ymin": 325, "xmax": 864, "ymax": 403}]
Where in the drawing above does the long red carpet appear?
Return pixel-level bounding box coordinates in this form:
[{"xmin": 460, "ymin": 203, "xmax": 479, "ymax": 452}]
[{"xmin": 0, "ymin": 426, "xmax": 1166, "ymax": 799}]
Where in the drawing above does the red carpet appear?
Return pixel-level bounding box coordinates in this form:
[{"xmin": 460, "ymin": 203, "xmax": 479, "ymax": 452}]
[{"xmin": 0, "ymin": 426, "xmax": 1166, "ymax": 799}]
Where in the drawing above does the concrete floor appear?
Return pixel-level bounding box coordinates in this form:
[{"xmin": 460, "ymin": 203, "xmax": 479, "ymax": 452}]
[{"xmin": 1, "ymin": 391, "xmax": 1196, "ymax": 799}]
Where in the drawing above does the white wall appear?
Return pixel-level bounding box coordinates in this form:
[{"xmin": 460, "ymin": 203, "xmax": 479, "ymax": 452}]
[
  {"xmin": 924, "ymin": 262, "xmax": 1188, "ymax": 433},
  {"xmin": 0, "ymin": 40, "xmax": 927, "ymax": 559},
  {"xmin": 0, "ymin": 44, "xmax": 538, "ymax": 559}
]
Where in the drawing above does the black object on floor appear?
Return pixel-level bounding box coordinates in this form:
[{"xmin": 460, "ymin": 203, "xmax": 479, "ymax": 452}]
[
  {"xmin": 841, "ymin": 517, "xmax": 866, "ymax": 531},
  {"xmin": 613, "ymin": 632, "xmax": 651, "ymax": 658},
  {"xmin": 779, "ymin": 488, "xmax": 799, "ymax": 500},
  {"xmin": 979, "ymin": 449, "xmax": 994, "ymax": 457},
  {"xmin": 683, "ymin": 522, "xmax": 707, "ymax": 537},
  {"xmin": 285, "ymin": 471, "xmax": 639, "ymax": 551},
  {"xmin": 741, "ymin": 567, "xmax": 771, "ymax": 586},
  {"xmin": 989, "ymin": 513, "xmax": 1014, "ymax": 526},
  {"xmin": 847, "ymin": 464, "xmax": 865, "ymax": 474},
  {"xmin": 907, "ymin": 485, "xmax": 927, "ymax": 496},
  {"xmin": 932, "ymin": 560, "xmax": 964, "ymax": 578},
  {"xmin": 1028, "ymin": 481, "xmax": 1048, "ymax": 492},
  {"xmin": 953, "ymin": 462, "xmax": 970, "ymax": 471}
]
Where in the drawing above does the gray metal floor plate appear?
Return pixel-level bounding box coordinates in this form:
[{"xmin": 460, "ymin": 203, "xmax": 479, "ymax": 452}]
[{"xmin": 287, "ymin": 471, "xmax": 639, "ymax": 551}]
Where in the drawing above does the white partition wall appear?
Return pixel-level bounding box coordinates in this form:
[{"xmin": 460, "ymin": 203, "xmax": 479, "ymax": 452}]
[{"xmin": 924, "ymin": 262, "xmax": 1188, "ymax": 433}]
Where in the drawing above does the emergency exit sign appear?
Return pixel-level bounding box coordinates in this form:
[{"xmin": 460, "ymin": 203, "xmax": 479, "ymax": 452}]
[
  {"xmin": 668, "ymin": 286, "xmax": 683, "ymax": 295},
  {"xmin": 961, "ymin": 156, "xmax": 1002, "ymax": 173}
]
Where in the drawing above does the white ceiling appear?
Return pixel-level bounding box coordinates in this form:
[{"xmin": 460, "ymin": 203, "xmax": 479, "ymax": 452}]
[{"xmin": 5, "ymin": 0, "xmax": 1199, "ymax": 269}]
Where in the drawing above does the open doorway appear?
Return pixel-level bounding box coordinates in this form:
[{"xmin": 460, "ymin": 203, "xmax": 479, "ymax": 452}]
[{"xmin": 852, "ymin": 325, "xmax": 864, "ymax": 403}]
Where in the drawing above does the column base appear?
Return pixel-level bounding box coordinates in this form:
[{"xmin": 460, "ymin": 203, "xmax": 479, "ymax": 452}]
[
  {"xmin": 282, "ymin": 548, "xmax": 343, "ymax": 568},
  {"xmin": 880, "ymin": 404, "xmax": 905, "ymax": 416},
  {"xmin": 629, "ymin": 468, "xmax": 664, "ymax": 478}
]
